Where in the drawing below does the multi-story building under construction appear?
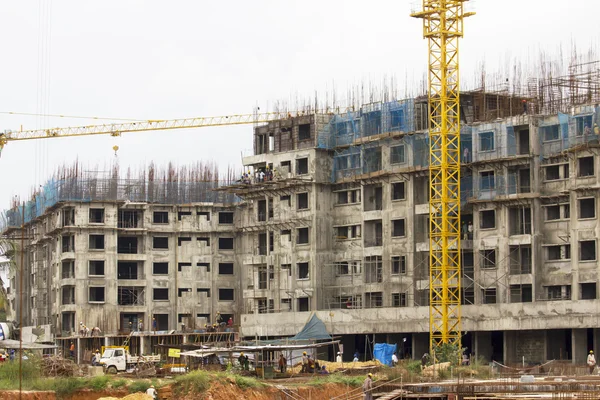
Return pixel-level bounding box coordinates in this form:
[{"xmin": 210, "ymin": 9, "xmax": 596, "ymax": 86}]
[{"xmin": 4, "ymin": 65, "xmax": 600, "ymax": 365}]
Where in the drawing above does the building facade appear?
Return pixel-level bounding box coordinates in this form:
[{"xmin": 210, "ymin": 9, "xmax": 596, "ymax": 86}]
[{"xmin": 5, "ymin": 93, "xmax": 600, "ymax": 365}]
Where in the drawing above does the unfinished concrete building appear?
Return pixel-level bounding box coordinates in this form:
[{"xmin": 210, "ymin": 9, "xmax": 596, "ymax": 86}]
[
  {"xmin": 2, "ymin": 165, "xmax": 241, "ymax": 340},
  {"xmin": 225, "ymin": 84, "xmax": 600, "ymax": 365},
  {"xmin": 5, "ymin": 61, "xmax": 600, "ymax": 366}
]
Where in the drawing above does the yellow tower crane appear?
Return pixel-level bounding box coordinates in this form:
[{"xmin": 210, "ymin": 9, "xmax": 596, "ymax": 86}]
[
  {"xmin": 0, "ymin": 111, "xmax": 295, "ymax": 146},
  {"xmin": 411, "ymin": 1, "xmax": 474, "ymax": 352}
]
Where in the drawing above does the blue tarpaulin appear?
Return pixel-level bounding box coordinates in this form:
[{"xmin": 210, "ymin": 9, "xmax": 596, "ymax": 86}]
[
  {"xmin": 373, "ymin": 343, "xmax": 397, "ymax": 366},
  {"xmin": 291, "ymin": 314, "xmax": 332, "ymax": 341}
]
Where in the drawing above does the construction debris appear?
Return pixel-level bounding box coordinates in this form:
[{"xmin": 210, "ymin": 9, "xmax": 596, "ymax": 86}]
[{"xmin": 40, "ymin": 355, "xmax": 79, "ymax": 377}]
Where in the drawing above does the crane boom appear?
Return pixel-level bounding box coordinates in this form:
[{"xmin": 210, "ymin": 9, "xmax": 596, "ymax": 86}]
[
  {"xmin": 412, "ymin": 0, "xmax": 474, "ymax": 353},
  {"xmin": 0, "ymin": 111, "xmax": 298, "ymax": 143}
]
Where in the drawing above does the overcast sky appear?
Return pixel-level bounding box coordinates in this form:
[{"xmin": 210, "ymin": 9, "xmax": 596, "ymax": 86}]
[{"xmin": 0, "ymin": 0, "xmax": 598, "ymax": 210}]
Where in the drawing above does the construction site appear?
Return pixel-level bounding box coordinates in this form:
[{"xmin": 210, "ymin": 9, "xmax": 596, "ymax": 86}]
[{"xmin": 1, "ymin": 1, "xmax": 600, "ymax": 399}]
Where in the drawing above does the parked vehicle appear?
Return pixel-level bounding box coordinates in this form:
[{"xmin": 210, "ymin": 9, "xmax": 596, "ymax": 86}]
[{"xmin": 99, "ymin": 347, "xmax": 160, "ymax": 374}]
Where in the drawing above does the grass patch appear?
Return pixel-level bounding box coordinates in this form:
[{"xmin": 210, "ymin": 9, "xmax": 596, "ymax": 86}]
[
  {"xmin": 173, "ymin": 370, "xmax": 211, "ymax": 395},
  {"xmin": 128, "ymin": 379, "xmax": 152, "ymax": 393},
  {"xmin": 232, "ymin": 374, "xmax": 265, "ymax": 390},
  {"xmin": 53, "ymin": 377, "xmax": 89, "ymax": 398},
  {"xmin": 89, "ymin": 375, "xmax": 110, "ymax": 390},
  {"xmin": 111, "ymin": 378, "xmax": 127, "ymax": 389},
  {"xmin": 307, "ymin": 373, "xmax": 364, "ymax": 387},
  {"xmin": 0, "ymin": 358, "xmax": 41, "ymax": 381}
]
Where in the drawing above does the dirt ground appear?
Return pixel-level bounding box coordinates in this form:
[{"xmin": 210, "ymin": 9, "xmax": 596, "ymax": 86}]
[
  {"xmin": 0, "ymin": 391, "xmax": 56, "ymax": 400},
  {"xmin": 193, "ymin": 382, "xmax": 354, "ymax": 400}
]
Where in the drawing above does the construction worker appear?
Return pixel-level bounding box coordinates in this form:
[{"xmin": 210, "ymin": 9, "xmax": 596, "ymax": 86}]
[
  {"xmin": 69, "ymin": 342, "xmax": 75, "ymax": 359},
  {"xmin": 301, "ymin": 351, "xmax": 308, "ymax": 373},
  {"xmin": 336, "ymin": 351, "xmax": 342, "ymax": 363},
  {"xmin": 362, "ymin": 373, "xmax": 374, "ymax": 400},
  {"xmin": 92, "ymin": 349, "xmax": 101, "ymax": 366},
  {"xmin": 152, "ymin": 317, "xmax": 157, "ymax": 333},
  {"xmin": 138, "ymin": 320, "xmax": 143, "ymax": 332},
  {"xmin": 215, "ymin": 311, "xmax": 223, "ymax": 326},
  {"xmin": 146, "ymin": 384, "xmax": 157, "ymax": 400},
  {"xmin": 278, "ymin": 354, "xmax": 286, "ymax": 373},
  {"xmin": 588, "ymin": 350, "xmax": 596, "ymax": 374},
  {"xmin": 128, "ymin": 321, "xmax": 133, "ymax": 333}
]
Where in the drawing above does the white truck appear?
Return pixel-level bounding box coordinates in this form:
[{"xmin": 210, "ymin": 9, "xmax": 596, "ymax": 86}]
[{"xmin": 100, "ymin": 347, "xmax": 160, "ymax": 375}]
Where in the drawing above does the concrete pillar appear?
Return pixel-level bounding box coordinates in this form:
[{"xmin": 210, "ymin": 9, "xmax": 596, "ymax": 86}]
[
  {"xmin": 104, "ymin": 336, "xmax": 109, "ymax": 349},
  {"xmin": 503, "ymin": 331, "xmax": 516, "ymax": 365},
  {"xmin": 412, "ymin": 333, "xmax": 429, "ymax": 360},
  {"xmin": 572, "ymin": 328, "xmax": 588, "ymax": 365},
  {"xmin": 474, "ymin": 331, "xmax": 492, "ymax": 362},
  {"xmin": 76, "ymin": 337, "xmax": 81, "ymax": 364},
  {"xmin": 140, "ymin": 336, "xmax": 145, "ymax": 355}
]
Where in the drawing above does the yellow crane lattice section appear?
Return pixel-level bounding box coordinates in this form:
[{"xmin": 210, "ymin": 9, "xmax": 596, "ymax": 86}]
[{"xmin": 411, "ymin": 0, "xmax": 474, "ymax": 352}]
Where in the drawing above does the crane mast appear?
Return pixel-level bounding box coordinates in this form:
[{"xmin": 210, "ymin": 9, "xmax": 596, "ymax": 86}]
[{"xmin": 411, "ymin": 0, "xmax": 473, "ymax": 352}]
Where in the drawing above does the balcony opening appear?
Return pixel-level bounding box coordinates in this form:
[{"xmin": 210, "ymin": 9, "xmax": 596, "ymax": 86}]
[
  {"xmin": 298, "ymin": 124, "xmax": 311, "ymax": 141},
  {"xmin": 297, "ymin": 192, "xmax": 309, "ymax": 210},
  {"xmin": 517, "ymin": 128, "xmax": 530, "ymax": 155},
  {"xmin": 510, "ymin": 284, "xmax": 532, "ymax": 303},
  {"xmin": 219, "ymin": 237, "xmax": 234, "ymax": 250},
  {"xmin": 547, "ymin": 244, "xmax": 571, "ymax": 261},
  {"xmin": 219, "ymin": 212, "xmax": 234, "ymax": 224},
  {"xmin": 62, "ymin": 286, "xmax": 75, "ymax": 305},
  {"xmin": 153, "ymin": 237, "xmax": 169, "ymax": 250},
  {"xmin": 365, "ymin": 292, "xmax": 383, "ymax": 308},
  {"xmin": 153, "ymin": 211, "xmax": 169, "ymax": 224},
  {"xmin": 178, "ymin": 288, "xmax": 192, "ymax": 297},
  {"xmin": 117, "ymin": 286, "xmax": 146, "ymax": 306},
  {"xmin": 118, "ymin": 236, "xmax": 139, "ymax": 254},
  {"xmin": 197, "ymin": 211, "xmax": 210, "ymax": 221},
  {"xmin": 298, "ymin": 262, "xmax": 309, "ymax": 279},
  {"xmin": 153, "ymin": 262, "xmax": 168, "ymax": 275},
  {"xmin": 482, "ymin": 288, "xmax": 497, "ymax": 304},
  {"xmin": 391, "ymin": 219, "xmax": 406, "ymax": 237},
  {"xmin": 391, "ymin": 182, "xmax": 405, "ymax": 201},
  {"xmin": 62, "ymin": 208, "xmax": 75, "ymax": 227},
  {"xmin": 364, "ymin": 220, "xmax": 383, "ymax": 247},
  {"xmin": 297, "ymin": 297, "xmax": 310, "ymax": 312},
  {"xmin": 509, "ymin": 245, "xmax": 532, "ymax": 274},
  {"xmin": 89, "ymin": 260, "xmax": 105, "ymax": 277},
  {"xmin": 581, "ymin": 283, "xmax": 597, "ymax": 300},
  {"xmin": 392, "ymin": 256, "xmax": 406, "ymax": 274},
  {"xmin": 118, "ymin": 209, "xmax": 142, "ymax": 228},
  {"xmin": 392, "ymin": 293, "xmax": 407, "ymax": 307},
  {"xmin": 62, "ymin": 260, "xmax": 74, "ymax": 279},
  {"xmin": 579, "ymin": 198, "xmax": 596, "ymax": 219},
  {"xmin": 153, "ymin": 288, "xmax": 169, "ymax": 301},
  {"xmin": 257, "ymin": 200, "xmax": 267, "ymax": 222},
  {"xmin": 89, "ymin": 287, "xmax": 105, "ymax": 303},
  {"xmin": 578, "ymin": 156, "xmax": 595, "ymax": 177},
  {"xmin": 580, "ymin": 240, "xmax": 597, "ymax": 261},
  {"xmin": 118, "ymin": 261, "xmax": 140, "ymax": 279},
  {"xmin": 89, "ymin": 234, "xmax": 105, "ymax": 250},
  {"xmin": 296, "ymin": 158, "xmax": 308, "ymax": 175},
  {"xmin": 364, "ymin": 255, "xmax": 382, "ymax": 283},
  {"xmin": 89, "ymin": 208, "xmax": 105, "ymax": 224},
  {"xmin": 218, "ymin": 288, "xmax": 234, "ymax": 301},
  {"xmin": 480, "ymin": 209, "xmax": 496, "ymax": 229},
  {"xmin": 219, "ymin": 262, "xmax": 234, "ymax": 275},
  {"xmin": 62, "ymin": 235, "xmax": 75, "ymax": 253},
  {"xmin": 509, "ymin": 207, "xmax": 532, "ymax": 235},
  {"xmin": 296, "ymin": 227, "xmax": 309, "ymax": 245}
]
